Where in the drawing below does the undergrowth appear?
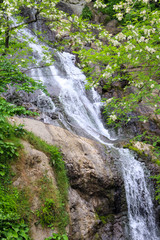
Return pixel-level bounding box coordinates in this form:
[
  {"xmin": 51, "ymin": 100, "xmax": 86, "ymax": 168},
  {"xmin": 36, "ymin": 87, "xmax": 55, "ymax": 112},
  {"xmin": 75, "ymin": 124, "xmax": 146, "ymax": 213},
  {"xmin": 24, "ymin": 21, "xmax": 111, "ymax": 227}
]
[
  {"xmin": 0, "ymin": 118, "xmax": 31, "ymax": 239},
  {"xmin": 0, "ymin": 118, "xmax": 69, "ymax": 238},
  {"xmin": 81, "ymin": 5, "xmax": 93, "ymax": 20}
]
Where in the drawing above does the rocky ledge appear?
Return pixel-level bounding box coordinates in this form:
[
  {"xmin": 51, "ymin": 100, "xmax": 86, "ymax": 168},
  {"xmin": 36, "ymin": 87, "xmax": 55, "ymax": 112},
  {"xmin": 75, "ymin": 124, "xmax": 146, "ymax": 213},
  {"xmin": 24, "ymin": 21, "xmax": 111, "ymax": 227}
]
[{"xmin": 12, "ymin": 117, "xmax": 128, "ymax": 240}]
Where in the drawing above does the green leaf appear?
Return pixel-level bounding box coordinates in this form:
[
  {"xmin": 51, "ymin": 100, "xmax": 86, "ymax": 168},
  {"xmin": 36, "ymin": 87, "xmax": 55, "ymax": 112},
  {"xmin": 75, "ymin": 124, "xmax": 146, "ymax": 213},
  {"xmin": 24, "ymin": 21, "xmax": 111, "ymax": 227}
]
[{"xmin": 0, "ymin": 171, "xmax": 5, "ymax": 176}]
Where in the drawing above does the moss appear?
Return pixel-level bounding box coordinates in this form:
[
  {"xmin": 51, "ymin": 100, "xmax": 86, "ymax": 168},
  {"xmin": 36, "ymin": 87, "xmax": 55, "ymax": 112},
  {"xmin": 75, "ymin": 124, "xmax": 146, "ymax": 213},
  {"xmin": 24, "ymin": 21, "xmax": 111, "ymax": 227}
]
[
  {"xmin": 96, "ymin": 212, "xmax": 114, "ymax": 225},
  {"xmin": 35, "ymin": 174, "xmax": 68, "ymax": 232},
  {"xmin": 123, "ymin": 143, "xmax": 148, "ymax": 158},
  {"xmin": 94, "ymin": 233, "xmax": 100, "ymax": 240},
  {"xmin": 100, "ymin": 214, "xmax": 114, "ymax": 224},
  {"xmin": 124, "ymin": 144, "xmax": 143, "ymax": 154},
  {"xmin": 155, "ymin": 160, "xmax": 160, "ymax": 166}
]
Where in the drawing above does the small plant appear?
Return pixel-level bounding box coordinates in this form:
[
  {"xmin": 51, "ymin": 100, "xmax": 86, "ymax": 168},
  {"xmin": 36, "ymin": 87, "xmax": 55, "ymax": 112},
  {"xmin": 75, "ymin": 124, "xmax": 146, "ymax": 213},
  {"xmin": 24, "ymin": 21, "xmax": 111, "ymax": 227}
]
[
  {"xmin": 36, "ymin": 199, "xmax": 56, "ymax": 227},
  {"xmin": 14, "ymin": 124, "xmax": 26, "ymax": 137},
  {"xmin": 0, "ymin": 97, "xmax": 38, "ymax": 117},
  {"xmin": 0, "ymin": 141, "xmax": 18, "ymax": 160},
  {"xmin": 37, "ymin": 199, "xmax": 57, "ymax": 227},
  {"xmin": 0, "ymin": 164, "xmax": 7, "ymax": 177},
  {"xmin": 0, "ymin": 222, "xmax": 31, "ymax": 240},
  {"xmin": 81, "ymin": 5, "xmax": 93, "ymax": 20},
  {"xmin": 36, "ymin": 174, "xmax": 69, "ymax": 232},
  {"xmin": 45, "ymin": 233, "xmax": 68, "ymax": 240}
]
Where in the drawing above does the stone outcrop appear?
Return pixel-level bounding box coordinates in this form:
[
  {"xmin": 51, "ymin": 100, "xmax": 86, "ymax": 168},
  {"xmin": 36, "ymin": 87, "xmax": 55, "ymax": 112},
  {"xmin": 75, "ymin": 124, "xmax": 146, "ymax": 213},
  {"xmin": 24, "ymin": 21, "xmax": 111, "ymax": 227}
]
[
  {"xmin": 62, "ymin": 0, "xmax": 86, "ymax": 16},
  {"xmin": 12, "ymin": 117, "xmax": 127, "ymax": 239},
  {"xmin": 12, "ymin": 140, "xmax": 55, "ymax": 240}
]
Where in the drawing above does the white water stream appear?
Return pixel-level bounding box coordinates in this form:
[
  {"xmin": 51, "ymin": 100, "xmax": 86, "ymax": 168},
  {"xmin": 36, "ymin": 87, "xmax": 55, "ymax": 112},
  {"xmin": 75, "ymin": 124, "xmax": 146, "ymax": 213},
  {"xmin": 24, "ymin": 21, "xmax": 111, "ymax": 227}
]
[{"xmin": 21, "ymin": 28, "xmax": 159, "ymax": 240}]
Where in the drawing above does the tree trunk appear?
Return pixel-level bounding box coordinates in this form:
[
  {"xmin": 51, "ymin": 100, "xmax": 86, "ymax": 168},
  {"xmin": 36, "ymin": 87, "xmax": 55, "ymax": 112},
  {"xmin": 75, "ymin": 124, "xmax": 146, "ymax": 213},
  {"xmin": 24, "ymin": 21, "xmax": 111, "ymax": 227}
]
[{"xmin": 5, "ymin": 16, "xmax": 10, "ymax": 52}]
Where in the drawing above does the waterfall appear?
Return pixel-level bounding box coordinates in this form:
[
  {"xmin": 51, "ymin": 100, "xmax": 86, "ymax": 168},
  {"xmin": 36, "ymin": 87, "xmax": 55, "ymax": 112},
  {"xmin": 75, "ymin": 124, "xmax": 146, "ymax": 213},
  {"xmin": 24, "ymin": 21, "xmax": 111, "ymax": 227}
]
[
  {"xmin": 119, "ymin": 148, "xmax": 159, "ymax": 240},
  {"xmin": 20, "ymin": 27, "xmax": 159, "ymax": 240}
]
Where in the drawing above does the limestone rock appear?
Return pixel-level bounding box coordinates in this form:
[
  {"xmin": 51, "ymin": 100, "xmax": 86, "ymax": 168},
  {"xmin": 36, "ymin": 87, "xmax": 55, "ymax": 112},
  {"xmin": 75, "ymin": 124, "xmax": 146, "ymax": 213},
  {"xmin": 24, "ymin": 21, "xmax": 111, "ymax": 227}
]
[
  {"xmin": 12, "ymin": 117, "xmax": 127, "ymax": 239},
  {"xmin": 68, "ymin": 188, "xmax": 98, "ymax": 239},
  {"xmin": 12, "ymin": 140, "xmax": 56, "ymax": 240}
]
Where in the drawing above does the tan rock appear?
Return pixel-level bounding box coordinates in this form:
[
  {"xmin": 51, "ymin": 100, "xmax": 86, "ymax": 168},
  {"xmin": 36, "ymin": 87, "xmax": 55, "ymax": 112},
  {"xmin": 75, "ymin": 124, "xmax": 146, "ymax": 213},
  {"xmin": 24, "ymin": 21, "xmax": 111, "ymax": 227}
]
[
  {"xmin": 131, "ymin": 141, "xmax": 157, "ymax": 161},
  {"xmin": 13, "ymin": 117, "xmax": 115, "ymax": 193},
  {"xmin": 12, "ymin": 140, "xmax": 56, "ymax": 240},
  {"xmin": 12, "ymin": 117, "xmax": 125, "ymax": 239}
]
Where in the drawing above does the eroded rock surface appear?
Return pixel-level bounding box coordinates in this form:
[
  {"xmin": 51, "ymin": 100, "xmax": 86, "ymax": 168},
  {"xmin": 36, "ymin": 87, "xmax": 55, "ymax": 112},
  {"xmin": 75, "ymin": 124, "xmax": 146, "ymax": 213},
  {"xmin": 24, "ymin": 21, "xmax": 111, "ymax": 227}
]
[
  {"xmin": 62, "ymin": 0, "xmax": 85, "ymax": 16},
  {"xmin": 12, "ymin": 117, "xmax": 127, "ymax": 239},
  {"xmin": 12, "ymin": 140, "xmax": 55, "ymax": 240}
]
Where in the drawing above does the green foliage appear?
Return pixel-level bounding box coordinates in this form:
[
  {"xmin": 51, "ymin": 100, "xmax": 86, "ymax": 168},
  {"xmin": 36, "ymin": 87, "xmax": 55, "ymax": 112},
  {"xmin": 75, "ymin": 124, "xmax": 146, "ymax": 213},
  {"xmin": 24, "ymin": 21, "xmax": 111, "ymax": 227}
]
[
  {"xmin": 35, "ymin": 174, "xmax": 68, "ymax": 232},
  {"xmin": 99, "ymin": 214, "xmax": 114, "ymax": 224},
  {"xmin": 13, "ymin": 124, "xmax": 26, "ymax": 138},
  {"xmin": 133, "ymin": 132, "xmax": 160, "ymax": 163},
  {"xmin": 0, "ymin": 140, "xmax": 18, "ymax": 160},
  {"xmin": 96, "ymin": 211, "xmax": 114, "ymax": 225},
  {"xmin": 81, "ymin": 5, "xmax": 93, "ymax": 20},
  {"xmin": 0, "ymin": 120, "xmax": 23, "ymax": 164},
  {"xmin": 0, "ymin": 98, "xmax": 38, "ymax": 117},
  {"xmin": 45, "ymin": 233, "xmax": 68, "ymax": 240},
  {"xmin": 101, "ymin": 0, "xmax": 160, "ymax": 20},
  {"xmin": 36, "ymin": 198, "xmax": 56, "ymax": 227},
  {"xmin": 0, "ymin": 119, "xmax": 24, "ymax": 140},
  {"xmin": 101, "ymin": 0, "xmax": 121, "ymax": 19},
  {"xmin": 0, "ymin": 221, "xmax": 31, "ymax": 240},
  {"xmin": 0, "ymin": 119, "xmax": 31, "ymax": 240},
  {"xmin": 151, "ymin": 175, "xmax": 160, "ymax": 204},
  {"xmin": 0, "ymin": 59, "xmax": 46, "ymax": 93},
  {"xmin": 74, "ymin": 0, "xmax": 160, "ymax": 128},
  {"xmin": 0, "ymin": 118, "xmax": 68, "ymax": 237}
]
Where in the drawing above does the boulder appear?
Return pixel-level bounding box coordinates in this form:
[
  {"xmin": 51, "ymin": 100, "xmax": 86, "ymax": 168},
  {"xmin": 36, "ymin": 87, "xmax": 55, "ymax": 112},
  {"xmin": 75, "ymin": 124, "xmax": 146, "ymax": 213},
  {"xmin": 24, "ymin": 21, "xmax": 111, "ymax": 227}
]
[{"xmin": 62, "ymin": 0, "xmax": 86, "ymax": 16}]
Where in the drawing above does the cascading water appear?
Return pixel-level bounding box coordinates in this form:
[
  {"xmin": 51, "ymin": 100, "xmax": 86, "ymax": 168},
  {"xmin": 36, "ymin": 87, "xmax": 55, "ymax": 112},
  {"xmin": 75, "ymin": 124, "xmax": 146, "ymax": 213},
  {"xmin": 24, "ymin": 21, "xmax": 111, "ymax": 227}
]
[
  {"xmin": 119, "ymin": 148, "xmax": 159, "ymax": 240},
  {"xmin": 19, "ymin": 27, "xmax": 159, "ymax": 239}
]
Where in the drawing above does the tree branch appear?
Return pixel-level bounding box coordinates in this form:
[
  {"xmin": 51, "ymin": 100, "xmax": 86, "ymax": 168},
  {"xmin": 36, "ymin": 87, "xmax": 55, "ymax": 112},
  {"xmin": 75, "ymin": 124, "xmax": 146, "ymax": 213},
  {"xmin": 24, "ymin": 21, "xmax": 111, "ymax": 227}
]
[{"xmin": 9, "ymin": 10, "xmax": 40, "ymax": 31}]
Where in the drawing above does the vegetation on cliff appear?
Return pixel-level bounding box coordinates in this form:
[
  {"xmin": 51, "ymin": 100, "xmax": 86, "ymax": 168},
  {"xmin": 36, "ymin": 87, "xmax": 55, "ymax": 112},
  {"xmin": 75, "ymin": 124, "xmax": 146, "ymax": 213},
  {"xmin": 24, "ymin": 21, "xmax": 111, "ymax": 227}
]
[
  {"xmin": 0, "ymin": 118, "xmax": 69, "ymax": 239},
  {"xmin": 0, "ymin": 0, "xmax": 160, "ymax": 238},
  {"xmin": 0, "ymin": 120, "xmax": 31, "ymax": 239}
]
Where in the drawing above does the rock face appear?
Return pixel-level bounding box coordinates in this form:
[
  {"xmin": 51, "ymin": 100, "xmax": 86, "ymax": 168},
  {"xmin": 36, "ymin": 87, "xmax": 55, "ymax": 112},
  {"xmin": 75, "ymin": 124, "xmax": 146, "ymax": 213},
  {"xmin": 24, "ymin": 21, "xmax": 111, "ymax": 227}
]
[
  {"xmin": 62, "ymin": 0, "xmax": 86, "ymax": 16},
  {"xmin": 12, "ymin": 117, "xmax": 127, "ymax": 239},
  {"xmin": 12, "ymin": 140, "xmax": 55, "ymax": 240}
]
